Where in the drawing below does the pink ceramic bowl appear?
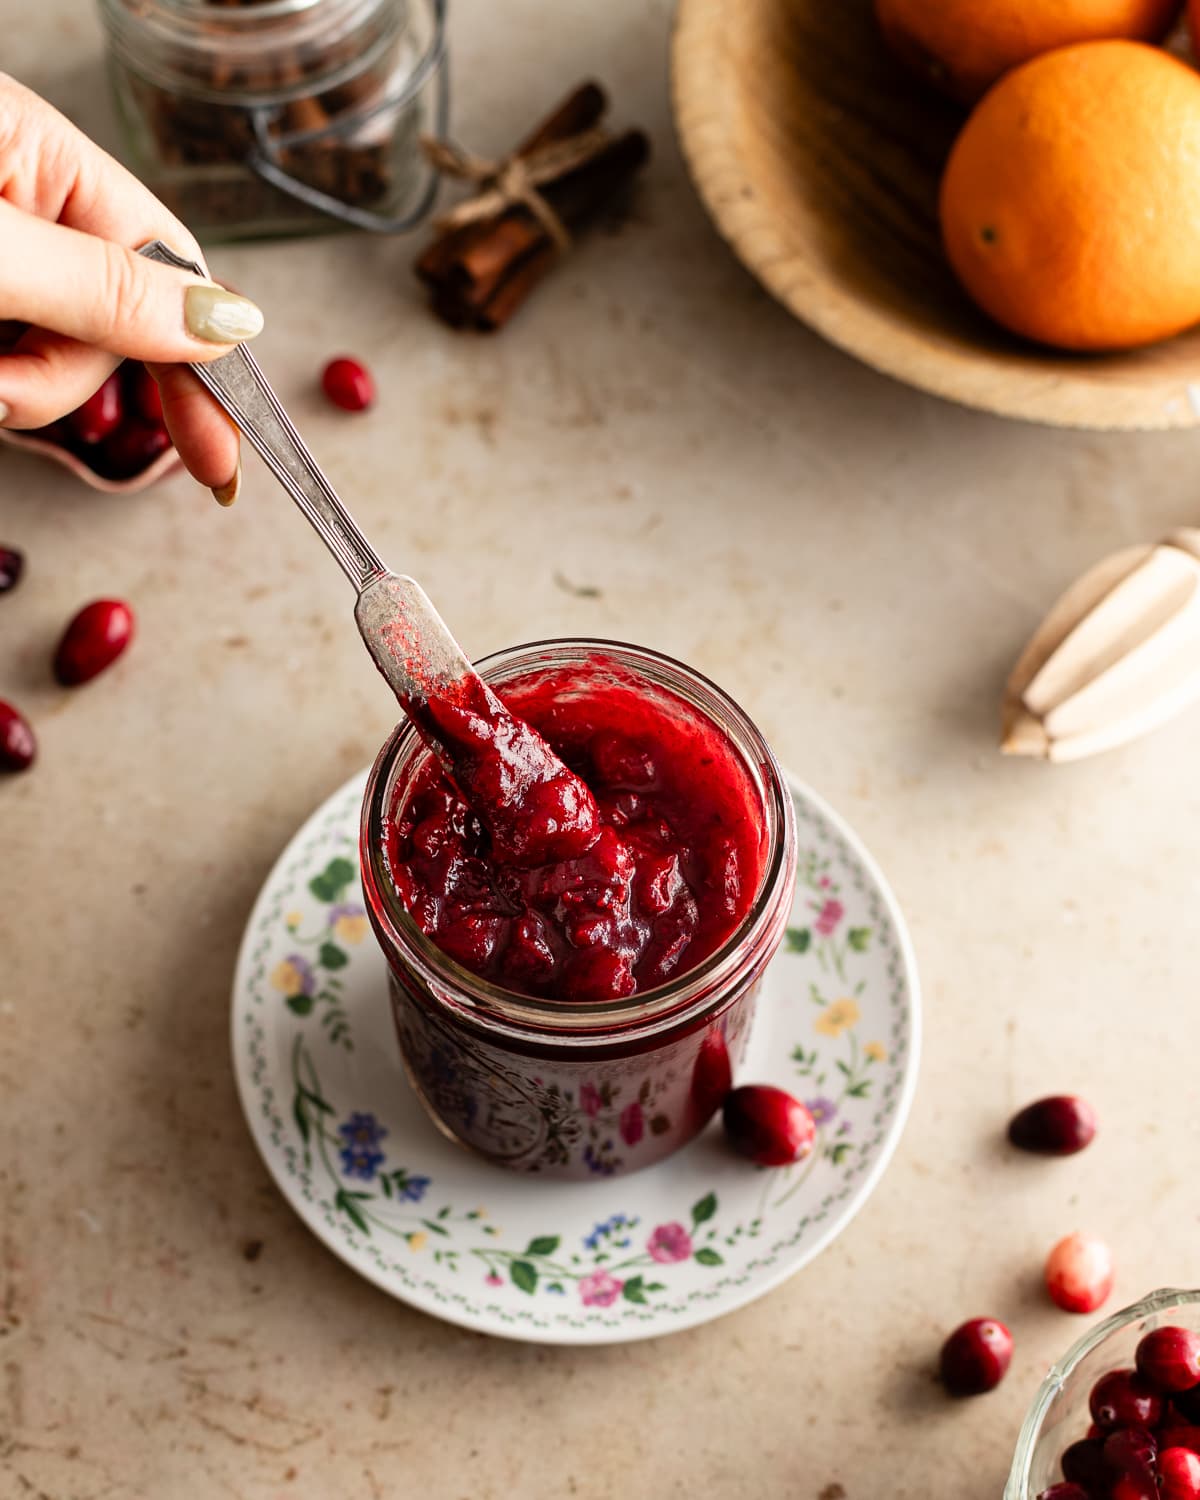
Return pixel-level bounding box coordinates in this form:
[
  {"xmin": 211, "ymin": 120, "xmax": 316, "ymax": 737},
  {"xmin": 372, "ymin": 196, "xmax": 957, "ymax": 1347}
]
[{"xmin": 0, "ymin": 424, "xmax": 182, "ymax": 494}]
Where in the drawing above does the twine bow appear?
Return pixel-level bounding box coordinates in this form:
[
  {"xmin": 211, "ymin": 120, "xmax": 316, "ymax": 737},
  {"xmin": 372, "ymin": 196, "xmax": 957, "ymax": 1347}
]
[{"xmin": 421, "ymin": 127, "xmax": 613, "ymax": 252}]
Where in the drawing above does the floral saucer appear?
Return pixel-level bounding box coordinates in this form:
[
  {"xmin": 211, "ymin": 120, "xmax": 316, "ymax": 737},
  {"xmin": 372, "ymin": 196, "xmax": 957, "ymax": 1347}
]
[{"xmin": 231, "ymin": 770, "xmax": 920, "ymax": 1345}]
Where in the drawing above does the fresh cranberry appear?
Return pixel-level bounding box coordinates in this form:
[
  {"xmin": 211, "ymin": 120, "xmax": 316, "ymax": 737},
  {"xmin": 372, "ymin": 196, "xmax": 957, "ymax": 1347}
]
[
  {"xmin": 126, "ymin": 362, "xmax": 164, "ymax": 423},
  {"xmin": 1046, "ymin": 1232, "xmax": 1115, "ymax": 1314},
  {"xmin": 95, "ymin": 420, "xmax": 171, "ymax": 480},
  {"xmin": 938, "ymin": 1317, "xmax": 1014, "ymax": 1396},
  {"xmin": 1103, "ymin": 1426, "xmax": 1157, "ymax": 1475},
  {"xmin": 1038, "ymin": 1486, "xmax": 1092, "ymax": 1500},
  {"xmin": 0, "ymin": 545, "xmax": 23, "ymax": 594},
  {"xmin": 1162, "ymin": 1427, "xmax": 1200, "ymax": 1454},
  {"xmin": 1137, "ymin": 1328, "xmax": 1200, "ymax": 1394},
  {"xmin": 723, "ymin": 1086, "xmax": 815, "ymax": 1167},
  {"xmin": 54, "ymin": 599, "xmax": 135, "ymax": 686},
  {"xmin": 1008, "ymin": 1095, "xmax": 1097, "ymax": 1155},
  {"xmin": 0, "ymin": 700, "xmax": 36, "ymax": 772},
  {"xmin": 1161, "ymin": 1448, "xmax": 1200, "ymax": 1500},
  {"xmin": 1090, "ymin": 1371, "xmax": 1165, "ymax": 1431},
  {"xmin": 68, "ymin": 372, "xmax": 123, "ymax": 444},
  {"xmin": 1111, "ymin": 1473, "xmax": 1161, "ymax": 1500},
  {"xmin": 321, "ymin": 356, "xmax": 374, "ymax": 412},
  {"xmin": 1062, "ymin": 1437, "xmax": 1109, "ymax": 1492}
]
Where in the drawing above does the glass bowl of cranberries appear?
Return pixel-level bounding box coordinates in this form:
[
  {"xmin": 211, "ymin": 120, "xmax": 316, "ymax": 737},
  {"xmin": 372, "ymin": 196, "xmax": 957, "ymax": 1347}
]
[
  {"xmin": 1006, "ymin": 1287, "xmax": 1200, "ymax": 1500},
  {"xmin": 0, "ymin": 362, "xmax": 179, "ymax": 493},
  {"xmin": 359, "ymin": 639, "xmax": 798, "ymax": 1180}
]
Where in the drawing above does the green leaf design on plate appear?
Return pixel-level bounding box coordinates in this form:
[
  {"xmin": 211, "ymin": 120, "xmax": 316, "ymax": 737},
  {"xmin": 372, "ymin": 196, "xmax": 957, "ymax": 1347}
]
[
  {"xmin": 319, "ymin": 942, "xmax": 349, "ymax": 971},
  {"xmin": 694, "ymin": 1247, "xmax": 724, "ymax": 1266},
  {"xmin": 309, "ymin": 856, "xmax": 356, "ymax": 903},
  {"xmin": 297, "ymin": 1083, "xmax": 333, "ymax": 1113},
  {"xmin": 847, "ymin": 927, "xmax": 871, "ymax": 952},
  {"xmin": 691, "ymin": 1192, "xmax": 717, "ymax": 1227},
  {"xmin": 292, "ymin": 1093, "xmax": 310, "ymax": 1145},
  {"xmin": 335, "ymin": 1188, "xmax": 370, "ymax": 1235},
  {"xmin": 623, "ymin": 1276, "xmax": 647, "ymax": 1304},
  {"xmin": 286, "ymin": 993, "xmax": 314, "ymax": 1016},
  {"xmin": 786, "ymin": 927, "xmax": 811, "ymax": 954},
  {"xmin": 510, "ymin": 1260, "xmax": 538, "ymax": 1295},
  {"xmin": 525, "ymin": 1236, "xmax": 560, "ymax": 1257}
]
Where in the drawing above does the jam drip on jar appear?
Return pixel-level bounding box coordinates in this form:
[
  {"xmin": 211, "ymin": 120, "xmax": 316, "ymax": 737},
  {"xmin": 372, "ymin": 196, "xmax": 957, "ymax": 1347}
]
[{"xmin": 386, "ymin": 665, "xmax": 766, "ymax": 1004}]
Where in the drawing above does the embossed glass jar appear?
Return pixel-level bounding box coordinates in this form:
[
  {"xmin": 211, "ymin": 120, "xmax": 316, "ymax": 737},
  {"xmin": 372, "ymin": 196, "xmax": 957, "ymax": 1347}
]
[
  {"xmin": 360, "ymin": 640, "xmax": 797, "ymax": 1181},
  {"xmin": 98, "ymin": 0, "xmax": 446, "ymax": 241}
]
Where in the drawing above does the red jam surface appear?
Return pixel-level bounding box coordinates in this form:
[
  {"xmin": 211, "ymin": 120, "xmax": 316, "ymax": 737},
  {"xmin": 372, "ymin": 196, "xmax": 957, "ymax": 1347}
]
[
  {"xmin": 421, "ymin": 673, "xmax": 600, "ymax": 867},
  {"xmin": 385, "ymin": 663, "xmax": 767, "ymax": 1003}
]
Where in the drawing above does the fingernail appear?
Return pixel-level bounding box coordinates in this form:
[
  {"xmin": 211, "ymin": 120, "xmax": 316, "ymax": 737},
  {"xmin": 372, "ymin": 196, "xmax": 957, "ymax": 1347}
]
[
  {"xmin": 0, "ymin": 401, "xmax": 10, "ymax": 425},
  {"xmin": 212, "ymin": 457, "xmax": 241, "ymax": 508},
  {"xmin": 185, "ymin": 284, "xmax": 264, "ymax": 345}
]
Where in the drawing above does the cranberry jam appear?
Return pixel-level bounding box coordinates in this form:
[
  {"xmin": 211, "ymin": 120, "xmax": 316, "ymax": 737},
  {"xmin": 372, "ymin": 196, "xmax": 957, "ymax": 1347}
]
[
  {"xmin": 362, "ymin": 641, "xmax": 796, "ymax": 1178},
  {"xmin": 384, "ymin": 660, "xmax": 767, "ymax": 1003}
]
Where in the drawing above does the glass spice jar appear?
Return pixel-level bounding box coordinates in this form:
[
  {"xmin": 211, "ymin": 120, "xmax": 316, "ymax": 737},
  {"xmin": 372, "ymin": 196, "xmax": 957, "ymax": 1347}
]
[
  {"xmin": 97, "ymin": 0, "xmax": 447, "ymax": 242},
  {"xmin": 359, "ymin": 640, "xmax": 798, "ymax": 1181}
]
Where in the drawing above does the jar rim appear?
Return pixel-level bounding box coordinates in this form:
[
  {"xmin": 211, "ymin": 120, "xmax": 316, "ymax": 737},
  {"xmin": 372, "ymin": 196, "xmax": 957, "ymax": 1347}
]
[{"xmin": 359, "ymin": 639, "xmax": 797, "ymax": 1044}]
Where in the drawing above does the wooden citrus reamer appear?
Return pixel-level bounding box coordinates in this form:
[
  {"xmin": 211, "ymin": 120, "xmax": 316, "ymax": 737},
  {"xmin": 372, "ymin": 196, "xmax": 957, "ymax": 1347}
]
[{"xmin": 1002, "ymin": 529, "xmax": 1200, "ymax": 762}]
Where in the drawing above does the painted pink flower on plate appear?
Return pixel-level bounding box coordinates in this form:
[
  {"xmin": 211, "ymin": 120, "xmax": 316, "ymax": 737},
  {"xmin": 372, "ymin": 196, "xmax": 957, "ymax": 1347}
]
[
  {"xmin": 647, "ymin": 1223, "xmax": 692, "ymax": 1264},
  {"xmin": 579, "ymin": 1270, "xmax": 624, "ymax": 1307},
  {"xmin": 814, "ymin": 898, "xmax": 844, "ymax": 937},
  {"xmin": 619, "ymin": 1101, "xmax": 644, "ymax": 1146},
  {"xmin": 485, "ymin": 1272, "xmax": 502, "ymax": 1287},
  {"xmin": 581, "ymin": 1082, "xmax": 601, "ymax": 1119}
]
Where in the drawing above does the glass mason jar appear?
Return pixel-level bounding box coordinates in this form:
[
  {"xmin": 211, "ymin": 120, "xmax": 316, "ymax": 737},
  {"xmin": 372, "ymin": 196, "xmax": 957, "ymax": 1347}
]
[
  {"xmin": 97, "ymin": 0, "xmax": 447, "ymax": 241},
  {"xmin": 359, "ymin": 640, "xmax": 798, "ymax": 1181}
]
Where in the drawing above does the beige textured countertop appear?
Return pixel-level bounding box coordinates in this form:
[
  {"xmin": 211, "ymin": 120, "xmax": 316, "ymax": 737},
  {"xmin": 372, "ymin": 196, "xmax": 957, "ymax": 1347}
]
[{"xmin": 4, "ymin": 3, "xmax": 1200, "ymax": 1496}]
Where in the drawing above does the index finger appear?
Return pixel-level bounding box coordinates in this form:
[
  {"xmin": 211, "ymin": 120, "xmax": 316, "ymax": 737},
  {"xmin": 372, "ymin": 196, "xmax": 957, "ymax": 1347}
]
[{"xmin": 0, "ymin": 73, "xmax": 208, "ymax": 270}]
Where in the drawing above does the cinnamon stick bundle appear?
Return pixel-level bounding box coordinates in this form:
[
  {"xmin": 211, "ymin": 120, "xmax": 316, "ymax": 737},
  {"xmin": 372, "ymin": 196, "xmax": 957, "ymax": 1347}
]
[{"xmin": 415, "ymin": 82, "xmax": 650, "ymax": 331}]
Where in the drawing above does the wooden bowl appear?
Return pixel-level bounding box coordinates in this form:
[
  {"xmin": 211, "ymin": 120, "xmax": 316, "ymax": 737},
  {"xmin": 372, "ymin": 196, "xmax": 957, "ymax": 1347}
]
[{"xmin": 671, "ymin": 0, "xmax": 1200, "ymax": 431}]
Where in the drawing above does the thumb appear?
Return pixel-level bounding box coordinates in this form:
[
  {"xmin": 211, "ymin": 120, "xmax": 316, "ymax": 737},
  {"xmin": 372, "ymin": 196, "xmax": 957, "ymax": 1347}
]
[{"xmin": 0, "ymin": 202, "xmax": 263, "ymax": 363}]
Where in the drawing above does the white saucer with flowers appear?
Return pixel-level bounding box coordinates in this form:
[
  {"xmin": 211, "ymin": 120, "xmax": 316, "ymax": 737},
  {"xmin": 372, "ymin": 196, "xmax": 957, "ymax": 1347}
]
[{"xmin": 232, "ymin": 770, "xmax": 920, "ymax": 1344}]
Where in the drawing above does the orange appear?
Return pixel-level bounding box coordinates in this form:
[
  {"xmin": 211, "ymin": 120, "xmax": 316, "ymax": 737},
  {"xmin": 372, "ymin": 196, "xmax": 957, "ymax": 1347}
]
[
  {"xmin": 939, "ymin": 41, "xmax": 1200, "ymax": 351},
  {"xmin": 875, "ymin": 0, "xmax": 1182, "ymax": 103}
]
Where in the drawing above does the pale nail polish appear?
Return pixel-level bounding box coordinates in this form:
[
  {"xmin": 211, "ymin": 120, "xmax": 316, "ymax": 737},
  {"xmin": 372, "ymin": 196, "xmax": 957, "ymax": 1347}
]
[
  {"xmin": 212, "ymin": 458, "xmax": 241, "ymax": 508},
  {"xmin": 185, "ymin": 284, "xmax": 264, "ymax": 345},
  {"xmin": 0, "ymin": 401, "xmax": 10, "ymax": 425}
]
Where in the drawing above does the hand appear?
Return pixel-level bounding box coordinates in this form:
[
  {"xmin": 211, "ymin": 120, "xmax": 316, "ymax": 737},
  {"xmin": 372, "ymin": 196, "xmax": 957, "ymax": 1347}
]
[{"xmin": 0, "ymin": 73, "xmax": 266, "ymax": 504}]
